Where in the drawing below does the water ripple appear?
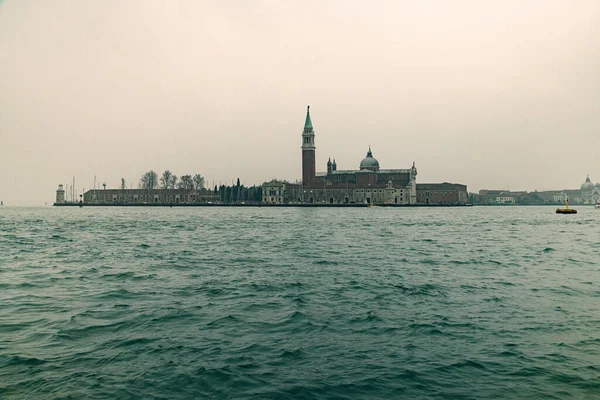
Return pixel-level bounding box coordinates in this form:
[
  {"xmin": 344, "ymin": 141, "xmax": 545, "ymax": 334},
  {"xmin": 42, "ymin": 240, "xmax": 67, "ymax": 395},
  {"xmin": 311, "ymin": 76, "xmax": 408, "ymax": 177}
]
[{"xmin": 1, "ymin": 206, "xmax": 600, "ymax": 399}]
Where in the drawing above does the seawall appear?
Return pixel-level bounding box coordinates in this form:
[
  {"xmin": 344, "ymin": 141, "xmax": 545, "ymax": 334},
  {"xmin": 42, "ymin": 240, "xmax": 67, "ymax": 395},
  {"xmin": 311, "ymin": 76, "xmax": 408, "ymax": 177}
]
[{"xmin": 53, "ymin": 203, "xmax": 472, "ymax": 208}]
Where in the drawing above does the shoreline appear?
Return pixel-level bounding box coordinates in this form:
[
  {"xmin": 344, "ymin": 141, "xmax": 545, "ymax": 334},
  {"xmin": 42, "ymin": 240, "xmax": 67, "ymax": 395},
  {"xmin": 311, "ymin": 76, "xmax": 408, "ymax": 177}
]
[{"xmin": 53, "ymin": 203, "xmax": 473, "ymax": 208}]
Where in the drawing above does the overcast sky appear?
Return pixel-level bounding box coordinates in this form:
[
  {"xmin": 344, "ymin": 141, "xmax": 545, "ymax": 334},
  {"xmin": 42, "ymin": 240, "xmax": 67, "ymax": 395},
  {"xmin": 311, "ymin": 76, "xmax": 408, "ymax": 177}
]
[{"xmin": 1, "ymin": 0, "xmax": 599, "ymax": 204}]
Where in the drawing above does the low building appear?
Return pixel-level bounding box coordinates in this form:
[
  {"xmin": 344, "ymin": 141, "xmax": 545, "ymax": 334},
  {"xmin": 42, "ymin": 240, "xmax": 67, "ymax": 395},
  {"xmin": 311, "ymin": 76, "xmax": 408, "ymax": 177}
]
[
  {"xmin": 474, "ymin": 189, "xmax": 503, "ymax": 204},
  {"xmin": 471, "ymin": 176, "xmax": 600, "ymax": 205},
  {"xmin": 82, "ymin": 188, "xmax": 218, "ymax": 204},
  {"xmin": 493, "ymin": 191, "xmax": 527, "ymax": 204},
  {"xmin": 495, "ymin": 194, "xmax": 516, "ymax": 204},
  {"xmin": 537, "ymin": 189, "xmax": 583, "ymax": 204},
  {"xmin": 515, "ymin": 192, "xmax": 545, "ymax": 205},
  {"xmin": 416, "ymin": 183, "xmax": 468, "ymax": 205},
  {"xmin": 552, "ymin": 192, "xmax": 567, "ymax": 203},
  {"xmin": 475, "ymin": 190, "xmax": 526, "ymax": 204},
  {"xmin": 262, "ymin": 180, "xmax": 299, "ymax": 204}
]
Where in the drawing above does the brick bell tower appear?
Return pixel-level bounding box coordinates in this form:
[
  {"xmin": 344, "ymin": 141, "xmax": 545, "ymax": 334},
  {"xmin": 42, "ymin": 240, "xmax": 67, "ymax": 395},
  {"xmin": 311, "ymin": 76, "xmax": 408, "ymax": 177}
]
[{"xmin": 301, "ymin": 105, "xmax": 316, "ymax": 187}]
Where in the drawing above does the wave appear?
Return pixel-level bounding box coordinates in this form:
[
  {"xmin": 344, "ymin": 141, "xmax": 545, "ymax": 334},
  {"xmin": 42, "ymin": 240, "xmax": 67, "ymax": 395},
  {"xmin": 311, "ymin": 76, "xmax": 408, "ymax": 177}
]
[{"xmin": 2, "ymin": 206, "xmax": 600, "ymax": 399}]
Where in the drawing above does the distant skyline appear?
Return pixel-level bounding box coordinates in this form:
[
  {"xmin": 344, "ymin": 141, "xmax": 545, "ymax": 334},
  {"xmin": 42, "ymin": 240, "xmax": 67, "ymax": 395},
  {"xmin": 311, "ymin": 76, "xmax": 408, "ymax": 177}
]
[{"xmin": 1, "ymin": 0, "xmax": 599, "ymax": 204}]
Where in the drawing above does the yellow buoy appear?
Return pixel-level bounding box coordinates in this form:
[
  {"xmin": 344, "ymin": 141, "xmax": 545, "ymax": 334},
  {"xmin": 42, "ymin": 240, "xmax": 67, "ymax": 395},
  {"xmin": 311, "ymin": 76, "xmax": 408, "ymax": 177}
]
[{"xmin": 556, "ymin": 197, "xmax": 577, "ymax": 214}]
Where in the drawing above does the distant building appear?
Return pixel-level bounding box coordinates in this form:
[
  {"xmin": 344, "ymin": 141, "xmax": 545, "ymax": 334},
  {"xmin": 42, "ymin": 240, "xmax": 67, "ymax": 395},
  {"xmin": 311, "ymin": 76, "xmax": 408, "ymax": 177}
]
[
  {"xmin": 471, "ymin": 175, "xmax": 599, "ymax": 205},
  {"xmin": 516, "ymin": 192, "xmax": 545, "ymax": 205},
  {"xmin": 495, "ymin": 191, "xmax": 527, "ymax": 204},
  {"xmin": 495, "ymin": 195, "xmax": 516, "ymax": 204},
  {"xmin": 580, "ymin": 175, "xmax": 600, "ymax": 204},
  {"xmin": 416, "ymin": 183, "xmax": 468, "ymax": 205},
  {"xmin": 262, "ymin": 106, "xmax": 468, "ymax": 205},
  {"xmin": 296, "ymin": 106, "xmax": 417, "ymax": 204},
  {"xmin": 262, "ymin": 180, "xmax": 291, "ymax": 204},
  {"xmin": 81, "ymin": 188, "xmax": 218, "ymax": 204},
  {"xmin": 474, "ymin": 190, "xmax": 506, "ymax": 204},
  {"xmin": 553, "ymin": 192, "xmax": 567, "ymax": 203}
]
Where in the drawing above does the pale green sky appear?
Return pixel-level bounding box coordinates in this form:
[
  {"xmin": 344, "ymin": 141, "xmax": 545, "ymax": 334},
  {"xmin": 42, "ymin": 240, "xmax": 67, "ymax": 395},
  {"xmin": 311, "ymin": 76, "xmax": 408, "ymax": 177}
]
[{"xmin": 1, "ymin": 0, "xmax": 599, "ymax": 204}]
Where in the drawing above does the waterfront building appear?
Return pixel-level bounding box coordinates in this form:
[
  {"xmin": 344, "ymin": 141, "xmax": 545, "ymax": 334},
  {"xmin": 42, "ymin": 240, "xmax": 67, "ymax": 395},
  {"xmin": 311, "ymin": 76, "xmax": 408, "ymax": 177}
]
[
  {"xmin": 80, "ymin": 188, "xmax": 218, "ymax": 205},
  {"xmin": 536, "ymin": 189, "xmax": 582, "ymax": 204},
  {"xmin": 262, "ymin": 180, "xmax": 291, "ymax": 204},
  {"xmin": 533, "ymin": 175, "xmax": 599, "ymax": 204},
  {"xmin": 472, "ymin": 175, "xmax": 600, "ymax": 205},
  {"xmin": 263, "ymin": 106, "xmax": 468, "ymax": 205},
  {"xmin": 265, "ymin": 107, "xmax": 416, "ymax": 205},
  {"xmin": 511, "ymin": 192, "xmax": 543, "ymax": 205},
  {"xmin": 475, "ymin": 190, "xmax": 526, "ymax": 204},
  {"xmin": 416, "ymin": 183, "xmax": 469, "ymax": 205},
  {"xmin": 495, "ymin": 193, "xmax": 517, "ymax": 204}
]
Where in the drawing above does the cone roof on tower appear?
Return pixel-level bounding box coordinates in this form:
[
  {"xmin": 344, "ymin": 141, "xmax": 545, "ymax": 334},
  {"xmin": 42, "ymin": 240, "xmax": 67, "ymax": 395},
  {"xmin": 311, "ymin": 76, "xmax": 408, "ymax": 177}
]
[{"xmin": 304, "ymin": 105, "xmax": 313, "ymax": 129}]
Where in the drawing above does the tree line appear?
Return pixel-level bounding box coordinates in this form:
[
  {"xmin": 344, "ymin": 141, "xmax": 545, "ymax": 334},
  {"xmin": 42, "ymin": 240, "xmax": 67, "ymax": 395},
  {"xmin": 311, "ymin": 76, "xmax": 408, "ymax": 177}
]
[
  {"xmin": 137, "ymin": 172, "xmax": 263, "ymax": 203},
  {"xmin": 139, "ymin": 170, "xmax": 205, "ymax": 190},
  {"xmin": 219, "ymin": 178, "xmax": 263, "ymax": 203}
]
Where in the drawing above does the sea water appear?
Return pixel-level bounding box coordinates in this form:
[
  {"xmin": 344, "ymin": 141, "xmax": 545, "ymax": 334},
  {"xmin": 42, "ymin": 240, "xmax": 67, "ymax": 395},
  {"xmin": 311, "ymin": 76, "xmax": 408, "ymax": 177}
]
[{"xmin": 1, "ymin": 206, "xmax": 599, "ymax": 399}]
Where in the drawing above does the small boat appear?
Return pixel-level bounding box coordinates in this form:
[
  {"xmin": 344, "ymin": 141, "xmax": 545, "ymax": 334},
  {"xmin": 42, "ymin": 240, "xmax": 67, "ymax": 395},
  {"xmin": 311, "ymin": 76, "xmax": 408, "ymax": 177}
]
[
  {"xmin": 595, "ymin": 202, "xmax": 600, "ymax": 209},
  {"xmin": 556, "ymin": 197, "xmax": 577, "ymax": 214}
]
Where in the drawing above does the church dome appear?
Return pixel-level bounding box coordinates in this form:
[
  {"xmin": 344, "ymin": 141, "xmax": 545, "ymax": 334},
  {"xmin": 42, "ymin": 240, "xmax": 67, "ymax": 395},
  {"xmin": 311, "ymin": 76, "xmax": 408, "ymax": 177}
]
[
  {"xmin": 360, "ymin": 147, "xmax": 380, "ymax": 171},
  {"xmin": 581, "ymin": 175, "xmax": 594, "ymax": 190}
]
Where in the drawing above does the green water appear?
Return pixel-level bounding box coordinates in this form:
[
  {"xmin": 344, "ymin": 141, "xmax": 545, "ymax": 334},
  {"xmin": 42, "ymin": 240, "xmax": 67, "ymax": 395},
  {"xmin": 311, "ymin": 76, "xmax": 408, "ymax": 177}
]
[{"xmin": 1, "ymin": 206, "xmax": 599, "ymax": 399}]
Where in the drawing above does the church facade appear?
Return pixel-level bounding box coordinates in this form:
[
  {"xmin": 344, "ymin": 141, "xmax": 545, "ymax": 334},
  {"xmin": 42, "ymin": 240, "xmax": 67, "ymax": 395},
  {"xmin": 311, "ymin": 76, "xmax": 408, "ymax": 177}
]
[{"xmin": 263, "ymin": 106, "xmax": 419, "ymax": 205}]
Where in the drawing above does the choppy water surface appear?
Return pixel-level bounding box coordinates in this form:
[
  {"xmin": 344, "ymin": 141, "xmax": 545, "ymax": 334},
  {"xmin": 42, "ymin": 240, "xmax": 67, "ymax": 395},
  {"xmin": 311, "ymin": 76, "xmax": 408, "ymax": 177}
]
[{"xmin": 1, "ymin": 206, "xmax": 599, "ymax": 399}]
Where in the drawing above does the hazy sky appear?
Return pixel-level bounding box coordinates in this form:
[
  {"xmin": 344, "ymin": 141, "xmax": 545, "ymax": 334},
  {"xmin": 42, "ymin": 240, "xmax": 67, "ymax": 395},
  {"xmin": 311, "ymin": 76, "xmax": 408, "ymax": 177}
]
[{"xmin": 1, "ymin": 0, "xmax": 599, "ymax": 204}]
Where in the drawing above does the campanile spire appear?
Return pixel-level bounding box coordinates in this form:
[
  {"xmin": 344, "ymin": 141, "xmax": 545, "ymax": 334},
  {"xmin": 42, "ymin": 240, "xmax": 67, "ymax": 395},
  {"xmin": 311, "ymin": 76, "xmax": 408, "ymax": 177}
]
[
  {"xmin": 301, "ymin": 105, "xmax": 316, "ymax": 186},
  {"xmin": 304, "ymin": 105, "xmax": 313, "ymax": 130}
]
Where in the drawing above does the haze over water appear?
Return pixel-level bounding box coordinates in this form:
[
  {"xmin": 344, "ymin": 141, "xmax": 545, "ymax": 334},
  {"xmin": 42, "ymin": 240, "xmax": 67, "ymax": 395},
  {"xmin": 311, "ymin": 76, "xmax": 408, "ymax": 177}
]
[{"xmin": 1, "ymin": 206, "xmax": 599, "ymax": 399}]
